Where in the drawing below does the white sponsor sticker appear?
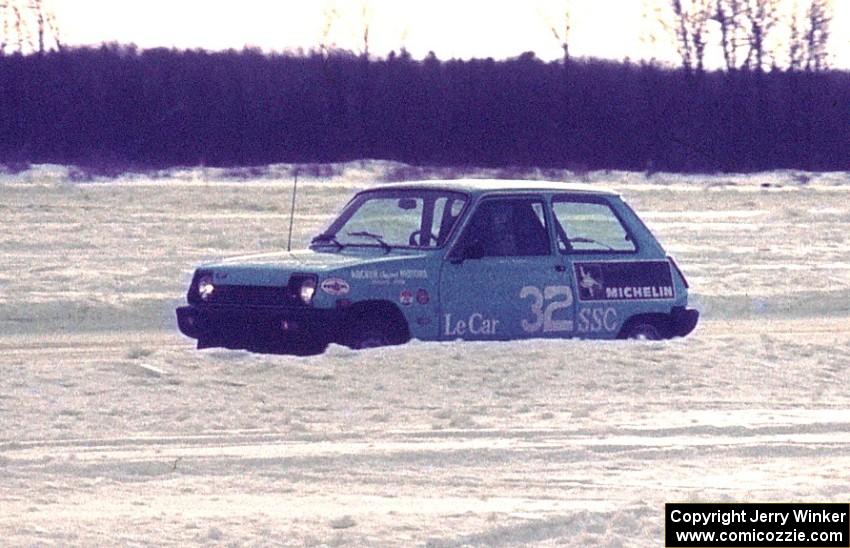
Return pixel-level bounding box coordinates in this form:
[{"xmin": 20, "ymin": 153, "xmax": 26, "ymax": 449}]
[
  {"xmin": 350, "ymin": 269, "xmax": 429, "ymax": 283},
  {"xmin": 321, "ymin": 277, "xmax": 350, "ymax": 296}
]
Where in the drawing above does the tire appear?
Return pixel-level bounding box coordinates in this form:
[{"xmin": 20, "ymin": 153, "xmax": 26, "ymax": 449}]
[
  {"xmin": 350, "ymin": 326, "xmax": 392, "ymax": 349},
  {"xmin": 345, "ymin": 307, "xmax": 408, "ymax": 350},
  {"xmin": 624, "ymin": 321, "xmax": 663, "ymax": 341}
]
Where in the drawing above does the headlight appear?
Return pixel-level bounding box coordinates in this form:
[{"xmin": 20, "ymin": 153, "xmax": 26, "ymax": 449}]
[
  {"xmin": 298, "ymin": 276, "xmax": 317, "ymax": 304},
  {"xmin": 198, "ymin": 275, "xmax": 215, "ymax": 301}
]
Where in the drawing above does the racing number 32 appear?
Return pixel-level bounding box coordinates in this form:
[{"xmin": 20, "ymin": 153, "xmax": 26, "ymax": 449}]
[{"xmin": 520, "ymin": 285, "xmax": 574, "ymax": 333}]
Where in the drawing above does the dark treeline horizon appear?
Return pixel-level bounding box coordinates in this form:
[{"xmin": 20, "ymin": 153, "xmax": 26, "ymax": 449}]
[{"xmin": 1, "ymin": 45, "xmax": 848, "ymax": 174}]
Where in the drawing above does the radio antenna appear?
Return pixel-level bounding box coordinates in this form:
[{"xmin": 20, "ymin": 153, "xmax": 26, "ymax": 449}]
[{"xmin": 286, "ymin": 171, "xmax": 298, "ymax": 252}]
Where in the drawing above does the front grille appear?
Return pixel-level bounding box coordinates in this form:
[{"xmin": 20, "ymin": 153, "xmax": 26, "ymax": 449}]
[
  {"xmin": 187, "ymin": 270, "xmax": 314, "ymax": 307},
  {"xmin": 209, "ymin": 284, "xmax": 296, "ymax": 306}
]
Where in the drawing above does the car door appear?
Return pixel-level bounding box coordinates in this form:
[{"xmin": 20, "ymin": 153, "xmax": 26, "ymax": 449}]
[
  {"xmin": 550, "ymin": 194, "xmax": 645, "ymax": 339},
  {"xmin": 439, "ymin": 195, "xmax": 576, "ymax": 340}
]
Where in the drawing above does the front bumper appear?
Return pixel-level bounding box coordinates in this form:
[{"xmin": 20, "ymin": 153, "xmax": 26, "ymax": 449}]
[
  {"xmin": 670, "ymin": 306, "xmax": 699, "ymax": 337},
  {"xmin": 176, "ymin": 304, "xmax": 342, "ymax": 353}
]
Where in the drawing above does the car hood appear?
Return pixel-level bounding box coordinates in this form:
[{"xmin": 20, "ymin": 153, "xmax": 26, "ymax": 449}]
[{"xmin": 200, "ymin": 249, "xmax": 431, "ymax": 285}]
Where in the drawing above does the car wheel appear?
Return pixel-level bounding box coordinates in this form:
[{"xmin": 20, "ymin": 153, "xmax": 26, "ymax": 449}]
[
  {"xmin": 347, "ymin": 321, "xmax": 395, "ymax": 350},
  {"xmin": 346, "ymin": 311, "xmax": 408, "ymax": 350},
  {"xmin": 352, "ymin": 328, "xmax": 390, "ymax": 349},
  {"xmin": 625, "ymin": 322, "xmax": 663, "ymax": 341},
  {"xmin": 344, "ymin": 304, "xmax": 410, "ymax": 350}
]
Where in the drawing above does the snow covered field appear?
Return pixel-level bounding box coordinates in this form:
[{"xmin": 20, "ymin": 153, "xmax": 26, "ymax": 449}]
[{"xmin": 2, "ymin": 163, "xmax": 850, "ymax": 546}]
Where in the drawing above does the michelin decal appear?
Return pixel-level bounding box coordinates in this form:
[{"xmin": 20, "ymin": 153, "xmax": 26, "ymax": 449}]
[{"xmin": 574, "ymin": 261, "xmax": 675, "ymax": 302}]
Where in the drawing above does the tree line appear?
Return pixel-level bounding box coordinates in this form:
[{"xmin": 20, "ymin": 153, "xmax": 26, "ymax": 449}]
[
  {"xmin": 0, "ymin": 45, "xmax": 847, "ymax": 173},
  {"xmin": 660, "ymin": 0, "xmax": 833, "ymax": 74}
]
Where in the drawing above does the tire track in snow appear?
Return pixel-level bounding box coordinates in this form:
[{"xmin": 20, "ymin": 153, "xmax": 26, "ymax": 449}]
[{"xmin": 5, "ymin": 421, "xmax": 850, "ymax": 465}]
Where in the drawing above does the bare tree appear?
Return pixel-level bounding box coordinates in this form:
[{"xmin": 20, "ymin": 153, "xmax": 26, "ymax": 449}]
[
  {"xmin": 12, "ymin": 4, "xmax": 29, "ymax": 53},
  {"xmin": 713, "ymin": 0, "xmax": 744, "ymax": 71},
  {"xmin": 804, "ymin": 0, "xmax": 831, "ymax": 71},
  {"xmin": 709, "ymin": 0, "xmax": 784, "ymax": 73},
  {"xmin": 31, "ymin": 0, "xmax": 44, "ymax": 53},
  {"xmin": 318, "ymin": 0, "xmax": 339, "ymax": 58},
  {"xmin": 739, "ymin": 0, "xmax": 780, "ymax": 72},
  {"xmin": 397, "ymin": 23, "xmax": 410, "ymax": 56},
  {"xmin": 666, "ymin": 0, "xmax": 713, "ymax": 73},
  {"xmin": 689, "ymin": 0, "xmax": 714, "ymax": 72},
  {"xmin": 45, "ymin": 5, "xmax": 58, "ymax": 50},
  {"xmin": 787, "ymin": 0, "xmax": 831, "ymax": 71},
  {"xmin": 639, "ymin": 0, "xmax": 669, "ymax": 64},
  {"xmin": 669, "ymin": 0, "xmax": 692, "ymax": 70},
  {"xmin": 0, "ymin": 3, "xmax": 8, "ymax": 54},
  {"xmin": 359, "ymin": 1, "xmax": 371, "ymax": 59},
  {"xmin": 0, "ymin": 0, "xmax": 60, "ymax": 54},
  {"xmin": 319, "ymin": 0, "xmax": 372, "ymax": 59},
  {"xmin": 788, "ymin": 2, "xmax": 804, "ymax": 69},
  {"xmin": 549, "ymin": 1, "xmax": 573, "ymax": 63}
]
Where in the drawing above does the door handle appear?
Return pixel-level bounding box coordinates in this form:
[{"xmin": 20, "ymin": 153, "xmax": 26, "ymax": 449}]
[{"xmin": 554, "ymin": 265, "xmax": 566, "ymax": 272}]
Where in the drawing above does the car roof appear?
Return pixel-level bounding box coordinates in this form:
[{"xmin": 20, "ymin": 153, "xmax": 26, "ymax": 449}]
[{"xmin": 364, "ymin": 178, "xmax": 619, "ymax": 196}]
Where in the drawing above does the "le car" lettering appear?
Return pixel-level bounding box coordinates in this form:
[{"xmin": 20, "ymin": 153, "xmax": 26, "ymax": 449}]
[{"xmin": 444, "ymin": 313, "xmax": 500, "ymax": 336}]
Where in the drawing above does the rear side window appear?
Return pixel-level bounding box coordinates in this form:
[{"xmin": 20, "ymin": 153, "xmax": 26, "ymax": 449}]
[{"xmin": 552, "ymin": 197, "xmax": 636, "ymax": 253}]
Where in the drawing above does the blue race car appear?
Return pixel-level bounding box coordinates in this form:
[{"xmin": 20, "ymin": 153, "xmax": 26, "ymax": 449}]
[{"xmin": 176, "ymin": 180, "xmax": 698, "ymax": 354}]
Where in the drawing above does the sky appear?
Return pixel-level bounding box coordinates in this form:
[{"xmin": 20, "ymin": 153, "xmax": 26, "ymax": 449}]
[{"xmin": 38, "ymin": 0, "xmax": 850, "ymax": 69}]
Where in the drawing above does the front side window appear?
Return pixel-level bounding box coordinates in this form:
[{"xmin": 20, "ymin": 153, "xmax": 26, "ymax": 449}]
[
  {"xmin": 453, "ymin": 197, "xmax": 551, "ymax": 258},
  {"xmin": 316, "ymin": 189, "xmax": 467, "ymax": 249},
  {"xmin": 552, "ymin": 197, "xmax": 636, "ymax": 253}
]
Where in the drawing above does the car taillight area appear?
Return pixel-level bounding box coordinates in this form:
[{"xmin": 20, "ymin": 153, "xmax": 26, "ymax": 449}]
[{"xmin": 667, "ymin": 255, "xmax": 689, "ymax": 289}]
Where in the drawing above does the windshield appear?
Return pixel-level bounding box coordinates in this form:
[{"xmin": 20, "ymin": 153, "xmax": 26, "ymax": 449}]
[{"xmin": 315, "ymin": 189, "xmax": 468, "ymax": 249}]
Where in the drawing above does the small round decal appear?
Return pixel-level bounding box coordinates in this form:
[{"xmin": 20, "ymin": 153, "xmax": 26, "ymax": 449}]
[
  {"xmin": 416, "ymin": 288, "xmax": 430, "ymax": 305},
  {"xmin": 399, "ymin": 289, "xmax": 414, "ymax": 306},
  {"xmin": 321, "ymin": 277, "xmax": 350, "ymax": 296}
]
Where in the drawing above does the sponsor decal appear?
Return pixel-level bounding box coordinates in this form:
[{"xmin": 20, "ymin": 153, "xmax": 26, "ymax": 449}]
[
  {"xmin": 573, "ymin": 261, "xmax": 675, "ymax": 302},
  {"xmin": 399, "ymin": 269, "xmax": 428, "ymax": 279},
  {"xmin": 444, "ymin": 313, "xmax": 500, "ymax": 336},
  {"xmin": 576, "ymin": 307, "xmax": 619, "ymax": 333},
  {"xmin": 399, "ymin": 289, "xmax": 414, "ymax": 306},
  {"xmin": 350, "ymin": 268, "xmax": 428, "ymax": 284},
  {"xmin": 416, "ymin": 288, "xmax": 430, "ymax": 305},
  {"xmin": 320, "ymin": 277, "xmax": 350, "ymax": 296}
]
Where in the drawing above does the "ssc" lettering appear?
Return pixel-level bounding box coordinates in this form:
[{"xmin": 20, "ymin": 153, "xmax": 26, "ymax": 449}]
[{"xmin": 576, "ymin": 307, "xmax": 618, "ymax": 333}]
